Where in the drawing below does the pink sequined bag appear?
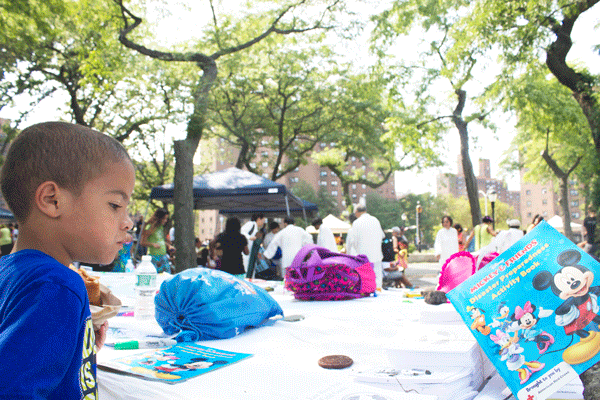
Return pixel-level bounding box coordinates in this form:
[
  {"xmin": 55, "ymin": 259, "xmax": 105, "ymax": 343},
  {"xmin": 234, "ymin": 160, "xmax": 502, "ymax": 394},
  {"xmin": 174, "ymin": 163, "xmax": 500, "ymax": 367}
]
[{"xmin": 285, "ymin": 245, "xmax": 376, "ymax": 301}]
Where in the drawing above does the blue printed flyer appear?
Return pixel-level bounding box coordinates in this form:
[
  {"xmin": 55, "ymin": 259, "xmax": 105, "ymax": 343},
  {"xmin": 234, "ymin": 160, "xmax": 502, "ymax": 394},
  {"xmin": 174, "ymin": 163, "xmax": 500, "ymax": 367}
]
[
  {"xmin": 99, "ymin": 343, "xmax": 252, "ymax": 383},
  {"xmin": 447, "ymin": 221, "xmax": 600, "ymax": 400}
]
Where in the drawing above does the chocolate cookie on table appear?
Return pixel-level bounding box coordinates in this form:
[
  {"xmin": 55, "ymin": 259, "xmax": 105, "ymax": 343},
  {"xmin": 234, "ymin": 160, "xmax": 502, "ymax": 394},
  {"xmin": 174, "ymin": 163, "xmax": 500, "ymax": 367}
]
[{"xmin": 318, "ymin": 355, "xmax": 353, "ymax": 369}]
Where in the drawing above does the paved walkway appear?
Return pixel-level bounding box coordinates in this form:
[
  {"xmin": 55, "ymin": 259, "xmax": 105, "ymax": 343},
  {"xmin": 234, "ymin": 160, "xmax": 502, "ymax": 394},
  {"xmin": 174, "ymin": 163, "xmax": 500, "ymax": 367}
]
[{"xmin": 403, "ymin": 261, "xmax": 440, "ymax": 289}]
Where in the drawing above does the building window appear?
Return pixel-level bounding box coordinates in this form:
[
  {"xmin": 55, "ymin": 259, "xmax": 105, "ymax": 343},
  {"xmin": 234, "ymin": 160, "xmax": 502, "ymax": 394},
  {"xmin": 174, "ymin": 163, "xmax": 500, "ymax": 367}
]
[
  {"xmin": 527, "ymin": 212, "xmax": 532, "ymax": 218},
  {"xmin": 320, "ymin": 171, "xmax": 327, "ymax": 176},
  {"xmin": 261, "ymin": 140, "xmax": 268, "ymax": 146},
  {"xmin": 570, "ymin": 190, "xmax": 578, "ymax": 196},
  {"xmin": 261, "ymin": 151, "xmax": 269, "ymax": 157},
  {"xmin": 541, "ymin": 188, "xmax": 547, "ymax": 194},
  {"xmin": 352, "ymin": 194, "xmax": 357, "ymax": 199},
  {"xmin": 543, "ymin": 211, "xmax": 548, "ymax": 216},
  {"xmin": 351, "ymin": 156, "xmax": 356, "ymax": 162},
  {"xmin": 262, "ymin": 173, "xmax": 269, "ymax": 178},
  {"xmin": 320, "ymin": 181, "xmax": 327, "ymax": 186},
  {"xmin": 352, "ymin": 184, "xmax": 357, "ymax": 189},
  {"xmin": 331, "ymin": 190, "xmax": 338, "ymax": 196},
  {"xmin": 542, "ymin": 199, "xmax": 548, "ymax": 205},
  {"xmin": 290, "ymin": 177, "xmax": 299, "ymax": 183},
  {"xmin": 320, "ymin": 142, "xmax": 326, "ymax": 148},
  {"xmin": 525, "ymin": 190, "xmax": 531, "ymax": 195},
  {"xmin": 342, "ymin": 171, "xmax": 349, "ymax": 176},
  {"xmin": 331, "ymin": 181, "xmax": 338, "ymax": 186},
  {"xmin": 294, "ymin": 167, "xmax": 299, "ymax": 172},
  {"xmin": 362, "ymin": 184, "xmax": 366, "ymax": 189},
  {"xmin": 572, "ymin": 212, "xmax": 580, "ymax": 219},
  {"xmin": 571, "ymin": 200, "xmax": 579, "ymax": 207},
  {"xmin": 262, "ymin": 162, "xmax": 269, "ymax": 168},
  {"xmin": 526, "ymin": 201, "xmax": 532, "ymax": 207}
]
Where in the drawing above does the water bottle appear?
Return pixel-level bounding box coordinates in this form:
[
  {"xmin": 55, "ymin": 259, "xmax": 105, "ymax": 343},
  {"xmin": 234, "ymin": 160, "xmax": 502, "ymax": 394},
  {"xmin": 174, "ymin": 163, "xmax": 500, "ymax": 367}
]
[
  {"xmin": 135, "ymin": 255, "xmax": 157, "ymax": 321},
  {"xmin": 125, "ymin": 258, "xmax": 135, "ymax": 273}
]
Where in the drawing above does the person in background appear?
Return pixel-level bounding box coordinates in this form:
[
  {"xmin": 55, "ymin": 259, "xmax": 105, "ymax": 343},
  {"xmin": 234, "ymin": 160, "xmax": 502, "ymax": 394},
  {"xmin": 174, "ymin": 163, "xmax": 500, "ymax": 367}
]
[
  {"xmin": 346, "ymin": 205, "xmax": 385, "ymax": 289},
  {"xmin": 0, "ymin": 224, "xmax": 12, "ymax": 257},
  {"xmin": 488, "ymin": 219, "xmax": 524, "ymax": 254},
  {"xmin": 454, "ymin": 223, "xmax": 465, "ymax": 251},
  {"xmin": 526, "ymin": 214, "xmax": 544, "ymax": 234},
  {"xmin": 263, "ymin": 217, "xmax": 313, "ymax": 275},
  {"xmin": 139, "ymin": 208, "xmax": 174, "ymax": 273},
  {"xmin": 10, "ymin": 223, "xmax": 18, "ymax": 244},
  {"xmin": 313, "ymin": 217, "xmax": 337, "ymax": 252},
  {"xmin": 465, "ymin": 216, "xmax": 497, "ymax": 251},
  {"xmin": 0, "ymin": 121, "xmax": 134, "ymax": 397},
  {"xmin": 207, "ymin": 238, "xmax": 222, "ymax": 269},
  {"xmin": 241, "ymin": 213, "xmax": 266, "ymax": 270},
  {"xmin": 215, "ymin": 217, "xmax": 248, "ymax": 279},
  {"xmin": 111, "ymin": 236, "xmax": 134, "ymax": 272},
  {"xmin": 195, "ymin": 237, "xmax": 204, "ymax": 266},
  {"xmin": 578, "ymin": 207, "xmax": 597, "ymax": 255},
  {"xmin": 263, "ymin": 221, "xmax": 282, "ymax": 276},
  {"xmin": 434, "ymin": 215, "xmax": 459, "ymax": 267},
  {"xmin": 168, "ymin": 225, "xmax": 175, "ymax": 243},
  {"xmin": 345, "ymin": 213, "xmax": 358, "ymax": 255},
  {"xmin": 337, "ymin": 236, "xmax": 346, "ymax": 253}
]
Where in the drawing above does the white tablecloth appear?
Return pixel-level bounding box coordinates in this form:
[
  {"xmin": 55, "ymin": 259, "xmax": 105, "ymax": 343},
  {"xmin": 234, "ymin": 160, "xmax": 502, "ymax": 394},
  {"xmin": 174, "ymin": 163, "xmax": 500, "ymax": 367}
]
[{"xmin": 94, "ymin": 272, "xmax": 492, "ymax": 400}]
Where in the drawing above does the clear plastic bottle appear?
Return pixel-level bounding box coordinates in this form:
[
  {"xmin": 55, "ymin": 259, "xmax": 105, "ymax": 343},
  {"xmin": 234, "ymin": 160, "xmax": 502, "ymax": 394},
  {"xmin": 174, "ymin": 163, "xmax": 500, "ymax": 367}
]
[
  {"xmin": 135, "ymin": 255, "xmax": 157, "ymax": 321},
  {"xmin": 125, "ymin": 258, "xmax": 135, "ymax": 273}
]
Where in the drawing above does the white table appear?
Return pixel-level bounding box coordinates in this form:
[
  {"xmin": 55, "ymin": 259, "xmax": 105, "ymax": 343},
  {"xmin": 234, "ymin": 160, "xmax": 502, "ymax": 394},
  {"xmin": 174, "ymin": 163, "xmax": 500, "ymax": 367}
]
[{"xmin": 94, "ymin": 272, "xmax": 491, "ymax": 400}]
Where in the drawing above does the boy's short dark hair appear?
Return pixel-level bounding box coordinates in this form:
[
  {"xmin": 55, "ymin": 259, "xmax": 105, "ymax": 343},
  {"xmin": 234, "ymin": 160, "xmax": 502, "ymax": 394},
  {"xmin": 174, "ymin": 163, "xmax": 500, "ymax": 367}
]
[
  {"xmin": 0, "ymin": 121, "xmax": 131, "ymax": 223},
  {"xmin": 312, "ymin": 217, "xmax": 323, "ymax": 227},
  {"xmin": 268, "ymin": 221, "xmax": 280, "ymax": 231}
]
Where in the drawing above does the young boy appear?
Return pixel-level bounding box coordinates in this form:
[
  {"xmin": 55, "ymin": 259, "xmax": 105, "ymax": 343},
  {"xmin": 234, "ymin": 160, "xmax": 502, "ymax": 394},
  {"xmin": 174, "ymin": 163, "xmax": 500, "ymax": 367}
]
[{"xmin": 0, "ymin": 121, "xmax": 135, "ymax": 399}]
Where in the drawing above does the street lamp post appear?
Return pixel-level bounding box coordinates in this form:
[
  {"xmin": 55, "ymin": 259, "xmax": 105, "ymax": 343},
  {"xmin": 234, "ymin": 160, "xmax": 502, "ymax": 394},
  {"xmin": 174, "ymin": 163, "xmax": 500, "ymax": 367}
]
[
  {"xmin": 416, "ymin": 201, "xmax": 423, "ymax": 252},
  {"xmin": 488, "ymin": 190, "xmax": 497, "ymax": 230}
]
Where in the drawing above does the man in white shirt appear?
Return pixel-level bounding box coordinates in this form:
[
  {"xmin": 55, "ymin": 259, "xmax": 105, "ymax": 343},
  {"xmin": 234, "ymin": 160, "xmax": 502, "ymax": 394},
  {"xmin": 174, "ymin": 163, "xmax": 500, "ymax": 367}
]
[
  {"xmin": 241, "ymin": 213, "xmax": 266, "ymax": 269},
  {"xmin": 263, "ymin": 217, "xmax": 314, "ymax": 274},
  {"xmin": 312, "ymin": 217, "xmax": 337, "ymax": 252},
  {"xmin": 345, "ymin": 205, "xmax": 385, "ymax": 289},
  {"xmin": 489, "ymin": 219, "xmax": 524, "ymax": 254}
]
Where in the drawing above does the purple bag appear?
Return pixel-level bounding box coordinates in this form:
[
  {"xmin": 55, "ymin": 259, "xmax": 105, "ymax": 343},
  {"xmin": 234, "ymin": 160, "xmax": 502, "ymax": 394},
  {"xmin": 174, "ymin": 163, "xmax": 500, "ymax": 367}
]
[{"xmin": 284, "ymin": 244, "xmax": 376, "ymax": 301}]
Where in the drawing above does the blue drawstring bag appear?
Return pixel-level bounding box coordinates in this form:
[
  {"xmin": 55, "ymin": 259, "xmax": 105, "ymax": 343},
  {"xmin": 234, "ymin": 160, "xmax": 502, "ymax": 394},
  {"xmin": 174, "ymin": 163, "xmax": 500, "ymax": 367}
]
[{"xmin": 155, "ymin": 268, "xmax": 283, "ymax": 341}]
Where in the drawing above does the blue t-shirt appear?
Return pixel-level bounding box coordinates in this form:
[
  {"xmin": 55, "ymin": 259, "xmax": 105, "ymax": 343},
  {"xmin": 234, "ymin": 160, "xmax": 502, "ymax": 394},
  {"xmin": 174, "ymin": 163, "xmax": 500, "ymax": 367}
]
[{"xmin": 0, "ymin": 250, "xmax": 97, "ymax": 399}]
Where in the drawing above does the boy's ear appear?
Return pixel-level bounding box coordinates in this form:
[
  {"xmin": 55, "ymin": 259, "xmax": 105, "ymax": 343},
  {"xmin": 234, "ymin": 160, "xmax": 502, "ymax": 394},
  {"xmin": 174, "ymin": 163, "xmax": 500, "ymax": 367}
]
[{"xmin": 35, "ymin": 181, "xmax": 67, "ymax": 218}]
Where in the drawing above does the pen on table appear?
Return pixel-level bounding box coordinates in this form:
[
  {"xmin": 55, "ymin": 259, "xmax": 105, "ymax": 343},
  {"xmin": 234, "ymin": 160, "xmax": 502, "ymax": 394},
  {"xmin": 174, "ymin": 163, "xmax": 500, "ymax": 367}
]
[{"xmin": 113, "ymin": 339, "xmax": 177, "ymax": 350}]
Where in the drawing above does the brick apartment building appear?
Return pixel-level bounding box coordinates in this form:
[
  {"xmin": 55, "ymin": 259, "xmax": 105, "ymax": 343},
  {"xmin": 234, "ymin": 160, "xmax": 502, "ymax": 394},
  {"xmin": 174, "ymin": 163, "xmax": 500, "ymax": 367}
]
[
  {"xmin": 437, "ymin": 157, "xmax": 521, "ymax": 217},
  {"xmin": 195, "ymin": 138, "xmax": 396, "ymax": 240},
  {"xmin": 436, "ymin": 156, "xmax": 586, "ymax": 239}
]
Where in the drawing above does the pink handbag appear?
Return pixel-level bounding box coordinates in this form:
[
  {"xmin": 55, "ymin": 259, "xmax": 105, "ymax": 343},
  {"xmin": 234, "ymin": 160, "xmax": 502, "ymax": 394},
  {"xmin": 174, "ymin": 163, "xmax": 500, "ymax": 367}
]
[{"xmin": 285, "ymin": 244, "xmax": 376, "ymax": 301}]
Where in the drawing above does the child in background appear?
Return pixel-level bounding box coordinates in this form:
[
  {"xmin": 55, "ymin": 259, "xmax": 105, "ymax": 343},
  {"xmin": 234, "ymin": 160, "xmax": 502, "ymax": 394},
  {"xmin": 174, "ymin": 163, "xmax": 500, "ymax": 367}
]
[{"xmin": 0, "ymin": 121, "xmax": 135, "ymax": 398}]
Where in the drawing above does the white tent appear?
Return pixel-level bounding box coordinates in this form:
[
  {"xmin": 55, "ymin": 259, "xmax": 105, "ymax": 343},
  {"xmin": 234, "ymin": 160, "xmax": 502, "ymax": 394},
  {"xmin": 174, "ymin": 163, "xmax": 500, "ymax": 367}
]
[
  {"xmin": 546, "ymin": 215, "xmax": 583, "ymax": 231},
  {"xmin": 322, "ymin": 214, "xmax": 352, "ymax": 234}
]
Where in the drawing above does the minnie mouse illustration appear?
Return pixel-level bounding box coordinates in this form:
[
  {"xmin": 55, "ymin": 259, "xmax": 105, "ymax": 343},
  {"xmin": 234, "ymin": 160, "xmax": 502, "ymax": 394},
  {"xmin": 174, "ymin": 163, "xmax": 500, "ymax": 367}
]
[
  {"xmin": 532, "ymin": 249, "xmax": 600, "ymax": 364},
  {"xmin": 510, "ymin": 301, "xmax": 554, "ymax": 354}
]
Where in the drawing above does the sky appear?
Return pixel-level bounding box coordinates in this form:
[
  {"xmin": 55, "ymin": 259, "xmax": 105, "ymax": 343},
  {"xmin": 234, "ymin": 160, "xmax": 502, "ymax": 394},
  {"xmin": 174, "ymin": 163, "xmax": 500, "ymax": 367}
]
[{"xmin": 1, "ymin": 1, "xmax": 598, "ymax": 197}]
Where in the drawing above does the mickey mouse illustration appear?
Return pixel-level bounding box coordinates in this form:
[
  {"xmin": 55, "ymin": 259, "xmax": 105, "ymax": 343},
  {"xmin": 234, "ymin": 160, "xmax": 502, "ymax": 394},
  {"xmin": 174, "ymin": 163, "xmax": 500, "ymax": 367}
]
[
  {"xmin": 509, "ymin": 301, "xmax": 554, "ymax": 354},
  {"xmin": 532, "ymin": 249, "xmax": 600, "ymax": 364}
]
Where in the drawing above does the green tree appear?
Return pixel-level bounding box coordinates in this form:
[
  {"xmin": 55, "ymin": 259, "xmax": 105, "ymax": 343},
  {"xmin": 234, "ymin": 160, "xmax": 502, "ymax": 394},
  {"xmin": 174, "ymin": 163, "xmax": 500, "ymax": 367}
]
[
  {"xmin": 501, "ymin": 67, "xmax": 596, "ymax": 241},
  {"xmin": 206, "ymin": 37, "xmax": 337, "ymax": 181},
  {"xmin": 290, "ymin": 180, "xmax": 340, "ymax": 219},
  {"xmin": 116, "ymin": 0, "xmax": 346, "ymax": 271},
  {"xmin": 371, "ymin": 0, "xmax": 495, "ymax": 228}
]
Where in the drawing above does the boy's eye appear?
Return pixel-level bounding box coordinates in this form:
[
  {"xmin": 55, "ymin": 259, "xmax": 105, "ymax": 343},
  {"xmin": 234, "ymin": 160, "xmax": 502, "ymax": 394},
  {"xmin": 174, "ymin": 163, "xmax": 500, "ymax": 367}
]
[{"xmin": 109, "ymin": 203, "xmax": 121, "ymax": 210}]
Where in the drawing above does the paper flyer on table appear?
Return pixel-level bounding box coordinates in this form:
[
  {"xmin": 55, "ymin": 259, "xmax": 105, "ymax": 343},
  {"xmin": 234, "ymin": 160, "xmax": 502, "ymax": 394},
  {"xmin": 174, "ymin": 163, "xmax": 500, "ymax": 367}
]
[
  {"xmin": 99, "ymin": 342, "xmax": 252, "ymax": 383},
  {"xmin": 446, "ymin": 221, "xmax": 600, "ymax": 400}
]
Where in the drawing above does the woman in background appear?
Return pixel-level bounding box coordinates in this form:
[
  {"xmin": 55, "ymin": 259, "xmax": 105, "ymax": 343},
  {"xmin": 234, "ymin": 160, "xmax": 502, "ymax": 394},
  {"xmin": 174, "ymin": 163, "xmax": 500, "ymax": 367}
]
[
  {"xmin": 140, "ymin": 208, "xmax": 174, "ymax": 273},
  {"xmin": 434, "ymin": 215, "xmax": 459, "ymax": 268},
  {"xmin": 215, "ymin": 217, "xmax": 249, "ymax": 279}
]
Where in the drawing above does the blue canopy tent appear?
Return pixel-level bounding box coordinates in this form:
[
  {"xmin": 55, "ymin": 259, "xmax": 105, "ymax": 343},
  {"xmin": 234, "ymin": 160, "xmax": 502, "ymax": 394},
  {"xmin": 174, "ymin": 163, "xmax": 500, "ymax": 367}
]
[
  {"xmin": 0, "ymin": 208, "xmax": 15, "ymax": 221},
  {"xmin": 149, "ymin": 167, "xmax": 318, "ymax": 219}
]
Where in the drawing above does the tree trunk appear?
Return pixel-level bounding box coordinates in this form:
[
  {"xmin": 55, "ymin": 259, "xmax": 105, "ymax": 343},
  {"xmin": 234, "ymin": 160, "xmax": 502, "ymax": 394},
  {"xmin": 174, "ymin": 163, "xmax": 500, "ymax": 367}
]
[
  {"xmin": 559, "ymin": 176, "xmax": 574, "ymax": 241},
  {"xmin": 172, "ymin": 137, "xmax": 200, "ymax": 272},
  {"xmin": 452, "ymin": 89, "xmax": 482, "ymax": 228}
]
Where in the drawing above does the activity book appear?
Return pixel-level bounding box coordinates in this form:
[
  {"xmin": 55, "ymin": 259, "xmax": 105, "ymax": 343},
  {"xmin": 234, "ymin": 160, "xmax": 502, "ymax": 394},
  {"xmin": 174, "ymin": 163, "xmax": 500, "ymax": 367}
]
[
  {"xmin": 99, "ymin": 342, "xmax": 252, "ymax": 383},
  {"xmin": 447, "ymin": 221, "xmax": 600, "ymax": 400}
]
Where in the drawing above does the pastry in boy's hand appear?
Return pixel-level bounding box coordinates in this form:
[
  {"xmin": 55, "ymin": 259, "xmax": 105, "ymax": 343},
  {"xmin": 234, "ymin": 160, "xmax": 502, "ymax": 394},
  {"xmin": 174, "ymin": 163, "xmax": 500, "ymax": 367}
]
[{"xmin": 69, "ymin": 265, "xmax": 102, "ymax": 306}]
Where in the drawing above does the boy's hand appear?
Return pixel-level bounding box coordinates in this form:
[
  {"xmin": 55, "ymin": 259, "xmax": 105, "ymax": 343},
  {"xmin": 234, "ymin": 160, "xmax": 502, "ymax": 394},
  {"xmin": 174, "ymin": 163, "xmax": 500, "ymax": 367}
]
[{"xmin": 95, "ymin": 321, "xmax": 108, "ymax": 350}]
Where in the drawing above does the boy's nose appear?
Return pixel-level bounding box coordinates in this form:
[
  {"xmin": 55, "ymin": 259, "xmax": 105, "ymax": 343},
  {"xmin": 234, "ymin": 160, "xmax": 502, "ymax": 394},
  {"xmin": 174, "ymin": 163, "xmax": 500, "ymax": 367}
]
[{"xmin": 124, "ymin": 215, "xmax": 134, "ymax": 231}]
